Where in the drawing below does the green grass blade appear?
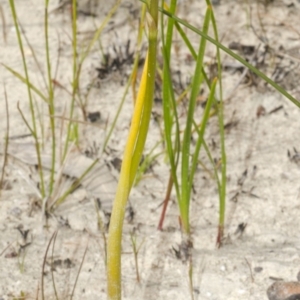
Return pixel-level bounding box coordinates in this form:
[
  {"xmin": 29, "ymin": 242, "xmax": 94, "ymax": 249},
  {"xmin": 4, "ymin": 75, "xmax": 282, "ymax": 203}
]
[
  {"xmin": 180, "ymin": 6, "xmax": 211, "ymax": 234},
  {"xmin": 134, "ymin": 142, "xmax": 162, "ymax": 186},
  {"xmin": 0, "ymin": 84, "xmax": 10, "ymax": 197},
  {"xmin": 52, "ymin": 158, "xmax": 99, "ymax": 209},
  {"xmin": 63, "ymin": 0, "xmax": 78, "ymax": 160},
  {"xmin": 157, "ymin": 4, "xmax": 300, "ymax": 107},
  {"xmin": 128, "ymin": 11, "xmax": 158, "ymax": 190},
  {"xmin": 107, "ymin": 2, "xmax": 158, "ymax": 298},
  {"xmin": 190, "ymin": 78, "xmax": 217, "ymax": 187},
  {"xmin": 173, "ymin": 20, "xmax": 211, "ymax": 89},
  {"xmin": 161, "ymin": 0, "xmax": 180, "ymax": 199},
  {"xmin": 207, "ymin": 1, "xmax": 227, "ymax": 245},
  {"xmin": 8, "ymin": 0, "xmax": 45, "ymax": 197},
  {"xmin": 45, "ymin": 0, "xmax": 56, "ymax": 195},
  {"xmin": 2, "ymin": 64, "xmax": 48, "ymax": 102},
  {"xmin": 80, "ymin": 0, "xmax": 121, "ymax": 63}
]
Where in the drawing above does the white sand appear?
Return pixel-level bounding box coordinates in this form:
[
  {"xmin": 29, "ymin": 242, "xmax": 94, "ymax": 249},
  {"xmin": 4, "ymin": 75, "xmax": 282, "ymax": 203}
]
[{"xmin": 0, "ymin": 0, "xmax": 300, "ymax": 299}]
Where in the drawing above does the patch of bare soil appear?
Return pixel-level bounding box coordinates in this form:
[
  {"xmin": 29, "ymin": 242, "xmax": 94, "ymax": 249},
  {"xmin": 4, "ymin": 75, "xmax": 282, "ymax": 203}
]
[{"xmin": 1, "ymin": 0, "xmax": 300, "ymax": 299}]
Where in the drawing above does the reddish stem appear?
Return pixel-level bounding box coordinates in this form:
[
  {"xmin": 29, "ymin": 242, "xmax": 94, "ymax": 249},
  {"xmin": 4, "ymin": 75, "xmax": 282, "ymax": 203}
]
[
  {"xmin": 216, "ymin": 224, "xmax": 224, "ymax": 248},
  {"xmin": 157, "ymin": 174, "xmax": 173, "ymax": 230}
]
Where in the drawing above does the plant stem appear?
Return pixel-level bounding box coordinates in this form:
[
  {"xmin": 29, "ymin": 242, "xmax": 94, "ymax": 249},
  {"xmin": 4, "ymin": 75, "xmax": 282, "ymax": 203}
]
[
  {"xmin": 161, "ymin": 0, "xmax": 181, "ymax": 209},
  {"xmin": 63, "ymin": 0, "xmax": 77, "ymax": 161},
  {"xmin": 206, "ymin": 0, "xmax": 227, "ymax": 246},
  {"xmin": 180, "ymin": 7, "xmax": 211, "ymax": 234},
  {"xmin": 45, "ymin": 0, "xmax": 56, "ymax": 195},
  {"xmin": 106, "ymin": 1, "xmax": 158, "ymax": 299},
  {"xmin": 156, "ymin": 3, "xmax": 300, "ymax": 108},
  {"xmin": 0, "ymin": 84, "xmax": 9, "ymax": 196},
  {"xmin": 8, "ymin": 0, "xmax": 45, "ymax": 197}
]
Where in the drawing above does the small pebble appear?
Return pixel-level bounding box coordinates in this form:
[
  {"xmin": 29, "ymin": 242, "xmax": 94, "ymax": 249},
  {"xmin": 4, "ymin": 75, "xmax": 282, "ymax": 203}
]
[
  {"xmin": 267, "ymin": 282, "xmax": 300, "ymax": 300},
  {"xmin": 254, "ymin": 266, "xmax": 263, "ymax": 273}
]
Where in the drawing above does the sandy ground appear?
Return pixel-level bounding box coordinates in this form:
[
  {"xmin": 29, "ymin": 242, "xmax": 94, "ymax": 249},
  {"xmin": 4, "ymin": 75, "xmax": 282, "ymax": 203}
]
[{"xmin": 1, "ymin": 0, "xmax": 300, "ymax": 299}]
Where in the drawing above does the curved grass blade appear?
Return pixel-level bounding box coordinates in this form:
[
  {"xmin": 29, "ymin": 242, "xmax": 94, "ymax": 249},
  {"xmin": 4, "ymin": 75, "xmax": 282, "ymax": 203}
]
[
  {"xmin": 107, "ymin": 2, "xmax": 158, "ymax": 298},
  {"xmin": 139, "ymin": 0, "xmax": 300, "ymax": 107},
  {"xmin": 2, "ymin": 65, "xmax": 48, "ymax": 103}
]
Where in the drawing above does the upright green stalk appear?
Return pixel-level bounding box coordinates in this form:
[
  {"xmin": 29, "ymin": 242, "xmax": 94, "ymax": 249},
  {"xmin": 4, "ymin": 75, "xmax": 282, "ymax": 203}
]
[
  {"xmin": 207, "ymin": 1, "xmax": 227, "ymax": 246},
  {"xmin": 8, "ymin": 0, "xmax": 45, "ymax": 197},
  {"xmin": 180, "ymin": 7, "xmax": 211, "ymax": 234},
  {"xmin": 106, "ymin": 1, "xmax": 158, "ymax": 299},
  {"xmin": 196, "ymin": 0, "xmax": 226, "ymax": 245},
  {"xmin": 128, "ymin": 2, "xmax": 158, "ymax": 189},
  {"xmin": 216, "ymin": 93, "xmax": 226, "ymax": 246},
  {"xmin": 161, "ymin": 0, "xmax": 180, "ymax": 199},
  {"xmin": 45, "ymin": 0, "xmax": 56, "ymax": 195},
  {"xmin": 63, "ymin": 0, "xmax": 77, "ymax": 160},
  {"xmin": 0, "ymin": 85, "xmax": 9, "ymax": 197},
  {"xmin": 190, "ymin": 78, "xmax": 217, "ymax": 191}
]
